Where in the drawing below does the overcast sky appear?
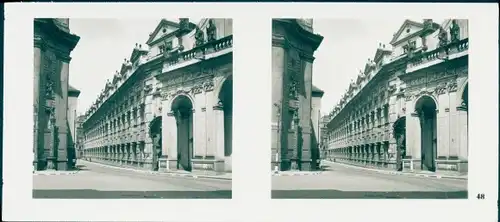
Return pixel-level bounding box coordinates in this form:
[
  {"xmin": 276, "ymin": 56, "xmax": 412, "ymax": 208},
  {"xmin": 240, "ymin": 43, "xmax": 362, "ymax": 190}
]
[{"xmin": 311, "ymin": 19, "xmax": 403, "ymax": 116}]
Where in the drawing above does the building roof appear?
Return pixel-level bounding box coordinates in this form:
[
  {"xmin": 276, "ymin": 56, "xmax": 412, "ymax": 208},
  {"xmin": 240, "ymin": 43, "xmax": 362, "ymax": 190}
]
[
  {"xmin": 312, "ymin": 85, "xmax": 325, "ymax": 97},
  {"xmin": 68, "ymin": 85, "xmax": 81, "ymax": 97}
]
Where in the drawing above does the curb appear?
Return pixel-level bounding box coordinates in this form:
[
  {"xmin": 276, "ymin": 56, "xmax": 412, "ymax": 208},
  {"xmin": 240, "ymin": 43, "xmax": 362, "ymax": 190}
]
[
  {"xmin": 323, "ymin": 161, "xmax": 468, "ymax": 180},
  {"xmin": 82, "ymin": 160, "xmax": 232, "ymax": 181},
  {"xmin": 33, "ymin": 170, "xmax": 80, "ymax": 176},
  {"xmin": 272, "ymin": 171, "xmax": 323, "ymax": 177}
]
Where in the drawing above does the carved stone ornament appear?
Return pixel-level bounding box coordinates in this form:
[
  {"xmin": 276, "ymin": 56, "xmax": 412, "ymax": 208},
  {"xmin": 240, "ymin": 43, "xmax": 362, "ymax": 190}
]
[
  {"xmin": 450, "ymin": 20, "xmax": 461, "ymax": 43},
  {"xmin": 195, "ymin": 26, "xmax": 205, "ymax": 47},
  {"xmin": 43, "ymin": 51, "xmax": 58, "ymax": 100},
  {"xmin": 288, "ymin": 48, "xmax": 301, "ymax": 100},
  {"xmin": 190, "ymin": 85, "xmax": 204, "ymax": 94},
  {"xmin": 206, "ymin": 19, "xmax": 217, "ymax": 42},
  {"xmin": 160, "ymin": 91, "xmax": 171, "ymax": 100},
  {"xmin": 405, "ymin": 93, "xmax": 415, "ymax": 102},
  {"xmin": 203, "ymin": 81, "xmax": 214, "ymax": 91},
  {"xmin": 434, "ymin": 83, "xmax": 447, "ymax": 95},
  {"xmin": 179, "ymin": 18, "xmax": 190, "ymax": 31},
  {"xmin": 446, "ymin": 81, "xmax": 458, "ymax": 92},
  {"xmin": 438, "ymin": 26, "xmax": 448, "ymax": 47}
]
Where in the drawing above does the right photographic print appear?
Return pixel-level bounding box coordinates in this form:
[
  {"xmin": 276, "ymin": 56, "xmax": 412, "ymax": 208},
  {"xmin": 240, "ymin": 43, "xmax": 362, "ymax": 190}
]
[{"xmin": 271, "ymin": 18, "xmax": 469, "ymax": 199}]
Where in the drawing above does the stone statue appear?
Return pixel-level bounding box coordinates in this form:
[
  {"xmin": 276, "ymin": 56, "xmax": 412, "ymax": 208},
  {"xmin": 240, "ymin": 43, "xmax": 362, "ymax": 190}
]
[
  {"xmin": 45, "ymin": 79, "xmax": 54, "ymax": 99},
  {"xmin": 288, "ymin": 76, "xmax": 298, "ymax": 99},
  {"xmin": 438, "ymin": 26, "xmax": 448, "ymax": 47},
  {"xmin": 179, "ymin": 18, "xmax": 189, "ymax": 30},
  {"xmin": 206, "ymin": 19, "xmax": 217, "ymax": 42},
  {"xmin": 450, "ymin": 19, "xmax": 460, "ymax": 43},
  {"xmin": 423, "ymin": 19, "xmax": 433, "ymax": 30},
  {"xmin": 195, "ymin": 26, "xmax": 205, "ymax": 47}
]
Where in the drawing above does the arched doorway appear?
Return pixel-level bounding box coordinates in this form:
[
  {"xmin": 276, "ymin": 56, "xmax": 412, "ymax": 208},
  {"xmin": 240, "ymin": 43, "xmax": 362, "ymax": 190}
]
[
  {"xmin": 219, "ymin": 75, "xmax": 233, "ymax": 171},
  {"xmin": 149, "ymin": 116, "xmax": 162, "ymax": 171},
  {"xmin": 171, "ymin": 95, "xmax": 193, "ymax": 171},
  {"xmin": 415, "ymin": 96, "xmax": 437, "ymax": 172},
  {"xmin": 393, "ymin": 117, "xmax": 406, "ymax": 171}
]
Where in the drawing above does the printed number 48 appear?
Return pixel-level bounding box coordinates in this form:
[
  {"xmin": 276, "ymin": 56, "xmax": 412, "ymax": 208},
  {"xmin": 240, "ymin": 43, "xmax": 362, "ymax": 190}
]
[{"xmin": 476, "ymin": 193, "xmax": 485, "ymax": 199}]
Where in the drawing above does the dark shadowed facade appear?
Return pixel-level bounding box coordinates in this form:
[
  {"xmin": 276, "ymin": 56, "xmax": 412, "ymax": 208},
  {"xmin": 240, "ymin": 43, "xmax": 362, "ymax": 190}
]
[
  {"xmin": 33, "ymin": 18, "xmax": 80, "ymax": 171},
  {"xmin": 271, "ymin": 19, "xmax": 324, "ymax": 171}
]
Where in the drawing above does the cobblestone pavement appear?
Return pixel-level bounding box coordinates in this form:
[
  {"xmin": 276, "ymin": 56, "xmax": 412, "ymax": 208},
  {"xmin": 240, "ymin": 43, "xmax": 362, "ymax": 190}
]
[
  {"xmin": 272, "ymin": 161, "xmax": 467, "ymax": 199},
  {"xmin": 33, "ymin": 161, "xmax": 232, "ymax": 199}
]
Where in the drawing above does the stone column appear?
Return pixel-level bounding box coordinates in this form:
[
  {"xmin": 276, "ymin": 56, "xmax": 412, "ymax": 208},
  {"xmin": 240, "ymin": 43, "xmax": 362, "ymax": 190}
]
[
  {"xmin": 132, "ymin": 142, "xmax": 137, "ymax": 164},
  {"xmin": 165, "ymin": 112, "xmax": 178, "ymax": 170},
  {"xmin": 436, "ymin": 93, "xmax": 450, "ymax": 159},
  {"xmin": 213, "ymin": 102, "xmax": 225, "ymax": 172},
  {"xmin": 194, "ymin": 93, "xmax": 207, "ymax": 158},
  {"xmin": 271, "ymin": 43, "xmax": 285, "ymax": 168},
  {"xmin": 407, "ymin": 106, "xmax": 421, "ymax": 168}
]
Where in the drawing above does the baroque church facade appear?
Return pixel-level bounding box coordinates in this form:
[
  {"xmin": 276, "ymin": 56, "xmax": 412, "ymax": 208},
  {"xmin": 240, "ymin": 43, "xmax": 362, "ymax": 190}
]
[
  {"xmin": 324, "ymin": 19, "xmax": 469, "ymax": 173},
  {"xmin": 82, "ymin": 18, "xmax": 233, "ymax": 173}
]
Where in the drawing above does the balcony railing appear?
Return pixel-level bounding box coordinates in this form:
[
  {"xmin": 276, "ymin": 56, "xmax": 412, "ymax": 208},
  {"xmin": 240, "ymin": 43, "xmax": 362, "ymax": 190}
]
[{"xmin": 164, "ymin": 35, "xmax": 233, "ymax": 68}]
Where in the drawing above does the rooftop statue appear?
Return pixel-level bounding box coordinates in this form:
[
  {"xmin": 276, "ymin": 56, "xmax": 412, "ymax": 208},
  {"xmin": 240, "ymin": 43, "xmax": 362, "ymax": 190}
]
[
  {"xmin": 450, "ymin": 19, "xmax": 461, "ymax": 43},
  {"xmin": 206, "ymin": 19, "xmax": 217, "ymax": 42}
]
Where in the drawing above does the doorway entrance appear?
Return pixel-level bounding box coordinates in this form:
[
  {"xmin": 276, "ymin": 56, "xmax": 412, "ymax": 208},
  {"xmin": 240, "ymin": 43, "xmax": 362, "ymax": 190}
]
[
  {"xmin": 149, "ymin": 116, "xmax": 162, "ymax": 171},
  {"xmin": 415, "ymin": 96, "xmax": 437, "ymax": 172},
  {"xmin": 171, "ymin": 95, "xmax": 193, "ymax": 171},
  {"xmin": 393, "ymin": 117, "xmax": 406, "ymax": 171}
]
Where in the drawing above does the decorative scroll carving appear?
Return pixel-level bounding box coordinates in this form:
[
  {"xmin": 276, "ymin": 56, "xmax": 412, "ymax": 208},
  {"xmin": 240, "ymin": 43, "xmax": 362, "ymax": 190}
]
[
  {"xmin": 195, "ymin": 26, "xmax": 205, "ymax": 47},
  {"xmin": 446, "ymin": 81, "xmax": 458, "ymax": 92},
  {"xmin": 404, "ymin": 93, "xmax": 415, "ymax": 102},
  {"xmin": 206, "ymin": 19, "xmax": 217, "ymax": 42},
  {"xmin": 191, "ymin": 85, "xmax": 204, "ymax": 94},
  {"xmin": 450, "ymin": 20, "xmax": 461, "ymax": 43},
  {"xmin": 203, "ymin": 81, "xmax": 214, "ymax": 91},
  {"xmin": 434, "ymin": 83, "xmax": 447, "ymax": 95},
  {"xmin": 160, "ymin": 91, "xmax": 171, "ymax": 100}
]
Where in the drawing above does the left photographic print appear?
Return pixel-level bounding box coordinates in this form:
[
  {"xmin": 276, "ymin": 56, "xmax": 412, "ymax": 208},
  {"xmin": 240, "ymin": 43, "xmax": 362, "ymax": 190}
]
[{"xmin": 32, "ymin": 18, "xmax": 233, "ymax": 199}]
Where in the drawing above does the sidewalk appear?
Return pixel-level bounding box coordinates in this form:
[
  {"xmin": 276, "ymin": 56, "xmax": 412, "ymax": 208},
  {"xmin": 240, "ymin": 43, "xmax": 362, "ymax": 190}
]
[
  {"xmin": 323, "ymin": 160, "xmax": 468, "ymax": 180},
  {"xmin": 81, "ymin": 160, "xmax": 232, "ymax": 181}
]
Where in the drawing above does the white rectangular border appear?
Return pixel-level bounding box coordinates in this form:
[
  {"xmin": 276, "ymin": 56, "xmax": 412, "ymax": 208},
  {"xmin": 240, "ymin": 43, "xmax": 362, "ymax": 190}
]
[{"xmin": 3, "ymin": 3, "xmax": 498, "ymax": 222}]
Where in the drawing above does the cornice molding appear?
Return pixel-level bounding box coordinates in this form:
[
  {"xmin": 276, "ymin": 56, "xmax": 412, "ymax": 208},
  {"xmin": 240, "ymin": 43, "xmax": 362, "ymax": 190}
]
[{"xmin": 34, "ymin": 19, "xmax": 80, "ymax": 54}]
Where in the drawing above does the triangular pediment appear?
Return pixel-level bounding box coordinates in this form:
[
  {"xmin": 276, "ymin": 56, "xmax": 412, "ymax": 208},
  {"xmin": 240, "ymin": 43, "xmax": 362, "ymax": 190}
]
[
  {"xmin": 390, "ymin": 19, "xmax": 424, "ymax": 46},
  {"xmin": 146, "ymin": 19, "xmax": 180, "ymax": 45}
]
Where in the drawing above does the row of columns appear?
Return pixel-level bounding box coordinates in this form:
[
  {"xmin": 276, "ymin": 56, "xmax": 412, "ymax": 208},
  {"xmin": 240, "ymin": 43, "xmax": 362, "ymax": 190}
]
[
  {"xmin": 328, "ymin": 142, "xmax": 396, "ymax": 167},
  {"xmin": 83, "ymin": 142, "xmax": 151, "ymax": 166}
]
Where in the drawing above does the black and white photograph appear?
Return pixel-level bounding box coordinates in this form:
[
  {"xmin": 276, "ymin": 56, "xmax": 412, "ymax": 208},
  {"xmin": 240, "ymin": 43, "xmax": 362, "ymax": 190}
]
[
  {"xmin": 271, "ymin": 18, "xmax": 469, "ymax": 199},
  {"xmin": 32, "ymin": 18, "xmax": 233, "ymax": 199},
  {"xmin": 3, "ymin": 3, "xmax": 498, "ymax": 222}
]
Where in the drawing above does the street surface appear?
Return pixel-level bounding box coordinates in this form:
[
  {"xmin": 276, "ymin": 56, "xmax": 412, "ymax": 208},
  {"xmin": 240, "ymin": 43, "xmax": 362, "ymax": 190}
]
[
  {"xmin": 272, "ymin": 162, "xmax": 467, "ymax": 199},
  {"xmin": 33, "ymin": 161, "xmax": 232, "ymax": 199}
]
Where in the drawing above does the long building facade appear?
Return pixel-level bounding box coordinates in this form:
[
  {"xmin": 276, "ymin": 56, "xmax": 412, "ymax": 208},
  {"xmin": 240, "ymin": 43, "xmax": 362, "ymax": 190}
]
[
  {"xmin": 324, "ymin": 19, "xmax": 469, "ymax": 173},
  {"xmin": 33, "ymin": 18, "xmax": 80, "ymax": 171},
  {"xmin": 82, "ymin": 18, "xmax": 233, "ymax": 173},
  {"xmin": 271, "ymin": 19, "xmax": 324, "ymax": 171}
]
